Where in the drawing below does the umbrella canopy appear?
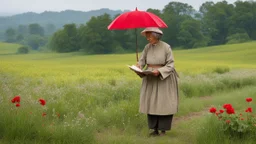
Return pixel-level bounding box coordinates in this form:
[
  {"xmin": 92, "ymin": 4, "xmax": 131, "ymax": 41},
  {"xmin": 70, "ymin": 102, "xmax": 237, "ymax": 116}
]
[
  {"xmin": 108, "ymin": 8, "xmax": 167, "ymax": 30},
  {"xmin": 108, "ymin": 8, "xmax": 168, "ymax": 62}
]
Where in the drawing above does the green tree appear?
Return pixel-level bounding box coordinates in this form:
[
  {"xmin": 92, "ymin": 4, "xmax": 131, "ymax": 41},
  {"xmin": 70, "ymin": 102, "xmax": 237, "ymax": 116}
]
[
  {"xmin": 5, "ymin": 28, "xmax": 16, "ymax": 42},
  {"xmin": 50, "ymin": 24, "xmax": 79, "ymax": 53},
  {"xmin": 162, "ymin": 2, "xmax": 195, "ymax": 47},
  {"xmin": 79, "ymin": 13, "xmax": 116, "ymax": 54},
  {"xmin": 50, "ymin": 30, "xmax": 71, "ymax": 52},
  {"xmin": 26, "ymin": 35, "xmax": 47, "ymax": 50},
  {"xmin": 230, "ymin": 1, "xmax": 256, "ymax": 40},
  {"xmin": 146, "ymin": 8, "xmax": 162, "ymax": 17},
  {"xmin": 200, "ymin": 1, "xmax": 234, "ymax": 45},
  {"xmin": 63, "ymin": 23, "xmax": 79, "ymax": 51},
  {"xmin": 178, "ymin": 19, "xmax": 208, "ymax": 48},
  {"xmin": 17, "ymin": 25, "xmax": 28, "ymax": 35},
  {"xmin": 29, "ymin": 23, "xmax": 44, "ymax": 36},
  {"xmin": 226, "ymin": 33, "xmax": 250, "ymax": 44},
  {"xmin": 16, "ymin": 34, "xmax": 24, "ymax": 42},
  {"xmin": 45, "ymin": 24, "xmax": 56, "ymax": 35},
  {"xmin": 109, "ymin": 14, "xmax": 134, "ymax": 52}
]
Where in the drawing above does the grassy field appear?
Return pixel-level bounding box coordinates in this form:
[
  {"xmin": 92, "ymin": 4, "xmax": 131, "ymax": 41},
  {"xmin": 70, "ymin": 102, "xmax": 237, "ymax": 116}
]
[
  {"xmin": 1, "ymin": 42, "xmax": 256, "ymax": 143},
  {"xmin": 0, "ymin": 43, "xmax": 20, "ymax": 55}
]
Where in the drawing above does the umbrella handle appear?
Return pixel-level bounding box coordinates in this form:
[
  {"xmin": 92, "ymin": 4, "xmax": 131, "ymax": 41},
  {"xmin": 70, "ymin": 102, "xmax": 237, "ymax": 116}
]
[
  {"xmin": 136, "ymin": 52, "xmax": 138, "ymax": 62},
  {"xmin": 135, "ymin": 29, "xmax": 138, "ymax": 62}
]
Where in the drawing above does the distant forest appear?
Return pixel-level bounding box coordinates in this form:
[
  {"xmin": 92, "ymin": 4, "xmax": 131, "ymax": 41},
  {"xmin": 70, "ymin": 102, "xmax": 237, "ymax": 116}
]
[
  {"xmin": 0, "ymin": 8, "xmax": 125, "ymax": 40},
  {"xmin": 1, "ymin": 1, "xmax": 256, "ymax": 54}
]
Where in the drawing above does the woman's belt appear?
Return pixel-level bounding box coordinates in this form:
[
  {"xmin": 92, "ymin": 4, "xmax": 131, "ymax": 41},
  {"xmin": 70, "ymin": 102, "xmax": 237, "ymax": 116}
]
[
  {"xmin": 147, "ymin": 64, "xmax": 164, "ymax": 68},
  {"xmin": 147, "ymin": 64, "xmax": 179, "ymax": 78}
]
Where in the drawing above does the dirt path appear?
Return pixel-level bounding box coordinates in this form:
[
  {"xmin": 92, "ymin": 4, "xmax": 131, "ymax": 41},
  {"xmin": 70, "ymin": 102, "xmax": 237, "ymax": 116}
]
[
  {"xmin": 173, "ymin": 96, "xmax": 212, "ymax": 125},
  {"xmin": 173, "ymin": 109, "xmax": 208, "ymax": 125}
]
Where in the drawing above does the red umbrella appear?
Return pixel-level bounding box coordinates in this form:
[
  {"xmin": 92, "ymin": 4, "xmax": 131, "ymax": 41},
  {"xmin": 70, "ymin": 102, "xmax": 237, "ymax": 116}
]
[{"xmin": 108, "ymin": 8, "xmax": 168, "ymax": 61}]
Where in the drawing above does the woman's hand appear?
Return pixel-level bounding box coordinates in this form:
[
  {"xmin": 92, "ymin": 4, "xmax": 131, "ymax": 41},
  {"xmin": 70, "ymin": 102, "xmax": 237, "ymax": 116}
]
[
  {"xmin": 152, "ymin": 70, "xmax": 160, "ymax": 76},
  {"xmin": 136, "ymin": 72, "xmax": 145, "ymax": 77},
  {"xmin": 136, "ymin": 63, "xmax": 141, "ymax": 69}
]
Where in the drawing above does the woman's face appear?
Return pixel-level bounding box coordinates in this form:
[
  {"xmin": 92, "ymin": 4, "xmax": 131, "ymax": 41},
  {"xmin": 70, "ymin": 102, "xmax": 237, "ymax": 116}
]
[{"xmin": 145, "ymin": 32, "xmax": 158, "ymax": 44}]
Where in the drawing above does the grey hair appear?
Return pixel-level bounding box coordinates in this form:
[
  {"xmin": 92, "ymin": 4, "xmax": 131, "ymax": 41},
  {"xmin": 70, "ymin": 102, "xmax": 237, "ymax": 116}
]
[{"xmin": 151, "ymin": 32, "xmax": 162, "ymax": 40}]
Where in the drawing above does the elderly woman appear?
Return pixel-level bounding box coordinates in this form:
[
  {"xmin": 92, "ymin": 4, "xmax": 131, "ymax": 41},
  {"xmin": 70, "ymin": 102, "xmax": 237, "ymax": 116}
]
[{"xmin": 136, "ymin": 27, "xmax": 179, "ymax": 136}]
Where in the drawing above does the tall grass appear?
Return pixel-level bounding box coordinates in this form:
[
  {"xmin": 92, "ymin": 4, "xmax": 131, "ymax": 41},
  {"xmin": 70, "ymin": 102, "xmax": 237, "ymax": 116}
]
[
  {"xmin": 1, "ymin": 69, "xmax": 256, "ymax": 143},
  {"xmin": 0, "ymin": 74, "xmax": 96, "ymax": 143},
  {"xmin": 179, "ymin": 70, "xmax": 256, "ymax": 97},
  {"xmin": 197, "ymin": 116, "xmax": 256, "ymax": 144},
  {"xmin": 1, "ymin": 42, "xmax": 256, "ymax": 143}
]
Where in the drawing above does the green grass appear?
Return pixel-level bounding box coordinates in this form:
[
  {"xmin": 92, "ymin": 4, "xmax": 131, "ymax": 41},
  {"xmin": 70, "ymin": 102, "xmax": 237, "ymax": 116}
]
[
  {"xmin": 0, "ymin": 41, "xmax": 256, "ymax": 80},
  {"xmin": 0, "ymin": 42, "xmax": 21, "ymax": 55},
  {"xmin": 1, "ymin": 41, "xmax": 256, "ymax": 143}
]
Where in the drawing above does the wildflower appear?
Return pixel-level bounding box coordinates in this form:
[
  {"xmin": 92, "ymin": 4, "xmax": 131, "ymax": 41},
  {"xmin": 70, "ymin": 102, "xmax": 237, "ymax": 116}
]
[
  {"xmin": 246, "ymin": 98, "xmax": 252, "ymax": 102},
  {"xmin": 57, "ymin": 113, "xmax": 60, "ymax": 118},
  {"xmin": 209, "ymin": 107, "xmax": 217, "ymax": 113},
  {"xmin": 219, "ymin": 109, "xmax": 224, "ymax": 114},
  {"xmin": 223, "ymin": 104, "xmax": 235, "ymax": 114},
  {"xmin": 42, "ymin": 112, "xmax": 47, "ymax": 117},
  {"xmin": 11, "ymin": 96, "xmax": 20, "ymax": 103},
  {"xmin": 246, "ymin": 107, "xmax": 252, "ymax": 113},
  {"xmin": 39, "ymin": 99, "xmax": 46, "ymax": 106},
  {"xmin": 226, "ymin": 120, "xmax": 231, "ymax": 124},
  {"xmin": 226, "ymin": 107, "xmax": 235, "ymax": 114}
]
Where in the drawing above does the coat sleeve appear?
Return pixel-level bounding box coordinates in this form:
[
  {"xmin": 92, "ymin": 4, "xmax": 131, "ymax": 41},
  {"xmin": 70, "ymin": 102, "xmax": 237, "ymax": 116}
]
[{"xmin": 158, "ymin": 46, "xmax": 175, "ymax": 80}]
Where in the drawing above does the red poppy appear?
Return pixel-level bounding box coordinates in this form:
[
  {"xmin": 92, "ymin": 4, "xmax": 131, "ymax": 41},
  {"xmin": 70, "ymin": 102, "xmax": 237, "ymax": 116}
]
[
  {"xmin": 11, "ymin": 96, "xmax": 20, "ymax": 103},
  {"xmin": 241, "ymin": 118, "xmax": 244, "ymax": 120},
  {"xmin": 39, "ymin": 99, "xmax": 46, "ymax": 106},
  {"xmin": 223, "ymin": 104, "xmax": 235, "ymax": 114},
  {"xmin": 219, "ymin": 110, "xmax": 224, "ymax": 114},
  {"xmin": 209, "ymin": 107, "xmax": 217, "ymax": 113},
  {"xmin": 246, "ymin": 107, "xmax": 252, "ymax": 113},
  {"xmin": 226, "ymin": 107, "xmax": 235, "ymax": 114},
  {"xmin": 57, "ymin": 113, "xmax": 60, "ymax": 118},
  {"xmin": 223, "ymin": 104, "xmax": 233, "ymax": 109},
  {"xmin": 246, "ymin": 98, "xmax": 252, "ymax": 102},
  {"xmin": 16, "ymin": 103, "xmax": 20, "ymax": 107},
  {"xmin": 42, "ymin": 112, "xmax": 47, "ymax": 117},
  {"xmin": 226, "ymin": 120, "xmax": 231, "ymax": 124}
]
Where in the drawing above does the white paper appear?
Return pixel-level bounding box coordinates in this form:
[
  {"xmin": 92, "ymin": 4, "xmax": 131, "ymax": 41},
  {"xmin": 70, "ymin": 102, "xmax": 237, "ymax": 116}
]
[
  {"xmin": 127, "ymin": 65, "xmax": 153, "ymax": 74},
  {"xmin": 128, "ymin": 65, "xmax": 143, "ymax": 73}
]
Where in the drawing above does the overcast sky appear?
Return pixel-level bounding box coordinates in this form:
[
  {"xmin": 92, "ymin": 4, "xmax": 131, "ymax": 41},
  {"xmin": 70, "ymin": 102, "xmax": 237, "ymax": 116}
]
[{"xmin": 1, "ymin": 0, "xmax": 240, "ymax": 14}]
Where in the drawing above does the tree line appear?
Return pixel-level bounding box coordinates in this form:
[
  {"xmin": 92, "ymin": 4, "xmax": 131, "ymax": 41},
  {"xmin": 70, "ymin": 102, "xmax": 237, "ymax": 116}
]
[
  {"xmin": 50, "ymin": 1, "xmax": 256, "ymax": 54},
  {"xmin": 4, "ymin": 23, "xmax": 56, "ymax": 50},
  {"xmin": 5, "ymin": 1, "xmax": 256, "ymax": 54},
  {"xmin": 0, "ymin": 9, "xmax": 124, "ymax": 41}
]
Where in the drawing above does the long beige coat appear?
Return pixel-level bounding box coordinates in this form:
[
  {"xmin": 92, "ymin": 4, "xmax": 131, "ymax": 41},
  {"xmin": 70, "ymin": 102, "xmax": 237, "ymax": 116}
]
[{"xmin": 138, "ymin": 41, "xmax": 179, "ymax": 115}]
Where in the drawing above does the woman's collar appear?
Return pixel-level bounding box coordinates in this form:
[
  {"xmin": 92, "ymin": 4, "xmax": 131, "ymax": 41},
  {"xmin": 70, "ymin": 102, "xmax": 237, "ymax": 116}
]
[{"xmin": 151, "ymin": 40, "xmax": 160, "ymax": 46}]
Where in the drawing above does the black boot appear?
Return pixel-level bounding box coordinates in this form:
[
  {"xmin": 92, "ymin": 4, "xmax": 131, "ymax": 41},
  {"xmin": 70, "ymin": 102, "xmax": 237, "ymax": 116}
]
[
  {"xmin": 159, "ymin": 130, "xmax": 166, "ymax": 136},
  {"xmin": 149, "ymin": 129, "xmax": 159, "ymax": 136}
]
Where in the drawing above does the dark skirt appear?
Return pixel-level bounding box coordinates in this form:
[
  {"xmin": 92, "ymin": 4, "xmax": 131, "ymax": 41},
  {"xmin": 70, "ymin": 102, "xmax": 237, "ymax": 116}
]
[{"xmin": 147, "ymin": 114, "xmax": 173, "ymax": 131}]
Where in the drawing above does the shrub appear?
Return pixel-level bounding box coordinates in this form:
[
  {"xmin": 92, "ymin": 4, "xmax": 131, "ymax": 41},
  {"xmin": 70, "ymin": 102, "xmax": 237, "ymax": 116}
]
[
  {"xmin": 226, "ymin": 33, "xmax": 251, "ymax": 44},
  {"xmin": 213, "ymin": 66, "xmax": 230, "ymax": 74},
  {"xmin": 17, "ymin": 46, "xmax": 29, "ymax": 54}
]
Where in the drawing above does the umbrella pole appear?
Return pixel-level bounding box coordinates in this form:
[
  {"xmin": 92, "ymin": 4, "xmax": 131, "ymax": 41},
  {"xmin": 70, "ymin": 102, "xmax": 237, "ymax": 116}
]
[{"xmin": 135, "ymin": 29, "xmax": 138, "ymax": 62}]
